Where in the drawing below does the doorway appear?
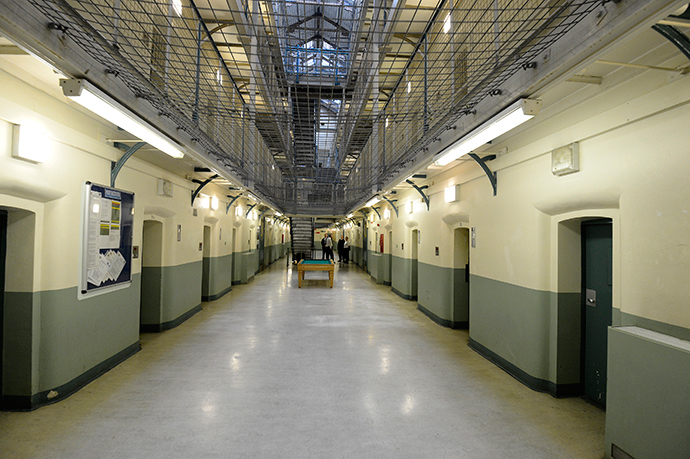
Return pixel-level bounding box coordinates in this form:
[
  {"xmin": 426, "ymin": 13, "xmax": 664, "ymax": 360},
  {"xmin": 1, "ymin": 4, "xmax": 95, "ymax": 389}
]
[
  {"xmin": 202, "ymin": 225, "xmax": 211, "ymax": 299},
  {"xmin": 140, "ymin": 220, "xmax": 163, "ymax": 332},
  {"xmin": 453, "ymin": 228, "xmax": 470, "ymax": 328},
  {"xmin": 0, "ymin": 210, "xmax": 7, "ymax": 400},
  {"xmin": 410, "ymin": 229, "xmax": 418, "ymax": 300},
  {"xmin": 388, "ymin": 231, "xmax": 393, "ymax": 286},
  {"xmin": 581, "ymin": 219, "xmax": 613, "ymax": 408}
]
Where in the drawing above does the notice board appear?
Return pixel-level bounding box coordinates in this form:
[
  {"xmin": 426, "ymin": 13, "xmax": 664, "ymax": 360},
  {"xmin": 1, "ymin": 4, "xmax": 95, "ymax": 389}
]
[{"xmin": 81, "ymin": 182, "xmax": 135, "ymax": 296}]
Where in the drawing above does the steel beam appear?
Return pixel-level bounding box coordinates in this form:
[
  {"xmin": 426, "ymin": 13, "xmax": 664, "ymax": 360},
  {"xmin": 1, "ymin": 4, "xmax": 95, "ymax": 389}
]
[{"xmin": 226, "ymin": 193, "xmax": 243, "ymax": 214}]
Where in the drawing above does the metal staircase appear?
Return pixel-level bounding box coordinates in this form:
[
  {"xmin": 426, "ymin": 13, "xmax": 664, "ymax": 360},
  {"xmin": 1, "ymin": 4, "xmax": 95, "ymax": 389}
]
[{"xmin": 289, "ymin": 217, "xmax": 315, "ymax": 262}]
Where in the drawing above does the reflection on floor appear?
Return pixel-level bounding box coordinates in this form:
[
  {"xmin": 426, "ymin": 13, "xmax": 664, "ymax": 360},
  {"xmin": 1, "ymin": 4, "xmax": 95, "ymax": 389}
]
[{"xmin": 0, "ymin": 260, "xmax": 605, "ymax": 458}]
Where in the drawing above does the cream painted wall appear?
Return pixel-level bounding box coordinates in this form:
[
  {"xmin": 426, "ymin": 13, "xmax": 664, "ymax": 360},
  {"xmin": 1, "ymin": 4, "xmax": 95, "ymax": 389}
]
[
  {"xmin": 0, "ymin": 62, "xmax": 287, "ymax": 295},
  {"xmin": 370, "ymin": 62, "xmax": 690, "ymax": 331}
]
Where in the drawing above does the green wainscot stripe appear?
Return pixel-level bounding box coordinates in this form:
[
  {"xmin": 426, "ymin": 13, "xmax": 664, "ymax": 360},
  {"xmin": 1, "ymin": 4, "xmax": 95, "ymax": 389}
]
[
  {"xmin": 38, "ymin": 276, "xmax": 141, "ymax": 394},
  {"xmin": 202, "ymin": 253, "xmax": 233, "ymax": 301},
  {"xmin": 469, "ymin": 274, "xmax": 551, "ymax": 383},
  {"xmin": 160, "ymin": 261, "xmax": 202, "ymax": 324},
  {"xmin": 2, "ymin": 343, "xmax": 139, "ymax": 411}
]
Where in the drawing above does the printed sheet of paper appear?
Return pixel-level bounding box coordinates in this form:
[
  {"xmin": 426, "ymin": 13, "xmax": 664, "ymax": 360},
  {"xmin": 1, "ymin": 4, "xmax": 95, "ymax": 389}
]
[
  {"xmin": 87, "ymin": 253, "xmax": 111, "ymax": 286},
  {"xmin": 87, "ymin": 190, "xmax": 102, "ymax": 269},
  {"xmin": 106, "ymin": 250, "xmax": 126, "ymax": 281}
]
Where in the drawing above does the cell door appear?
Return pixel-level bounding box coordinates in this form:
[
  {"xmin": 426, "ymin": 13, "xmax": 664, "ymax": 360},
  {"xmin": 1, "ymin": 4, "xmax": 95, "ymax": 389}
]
[
  {"xmin": 581, "ymin": 219, "xmax": 613, "ymax": 408},
  {"xmin": 0, "ymin": 210, "xmax": 7, "ymax": 398},
  {"xmin": 410, "ymin": 230, "xmax": 418, "ymax": 299}
]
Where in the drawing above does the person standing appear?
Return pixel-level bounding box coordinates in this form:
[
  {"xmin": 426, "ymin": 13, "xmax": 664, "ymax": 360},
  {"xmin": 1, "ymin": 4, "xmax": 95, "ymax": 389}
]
[
  {"xmin": 321, "ymin": 234, "xmax": 327, "ymax": 259},
  {"xmin": 325, "ymin": 233, "xmax": 334, "ymax": 260},
  {"xmin": 343, "ymin": 236, "xmax": 350, "ymax": 263},
  {"xmin": 337, "ymin": 235, "xmax": 345, "ymax": 262}
]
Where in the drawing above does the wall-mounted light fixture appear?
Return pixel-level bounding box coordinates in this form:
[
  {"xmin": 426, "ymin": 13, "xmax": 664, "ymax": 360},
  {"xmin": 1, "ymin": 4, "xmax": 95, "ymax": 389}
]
[
  {"xmin": 433, "ymin": 99, "xmax": 541, "ymax": 167},
  {"xmin": 60, "ymin": 78, "xmax": 185, "ymax": 159},
  {"xmin": 11, "ymin": 123, "xmax": 49, "ymax": 163},
  {"xmin": 235, "ymin": 205, "xmax": 243, "ymax": 217},
  {"xmin": 407, "ymin": 200, "xmax": 414, "ymax": 214},
  {"xmin": 210, "ymin": 196, "xmax": 219, "ymax": 210},
  {"xmin": 383, "ymin": 209, "xmax": 391, "ymax": 219},
  {"xmin": 445, "ymin": 184, "xmax": 460, "ymax": 203}
]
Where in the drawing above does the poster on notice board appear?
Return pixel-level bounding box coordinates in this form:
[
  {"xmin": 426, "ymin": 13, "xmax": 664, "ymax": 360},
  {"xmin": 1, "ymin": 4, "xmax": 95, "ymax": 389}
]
[{"xmin": 81, "ymin": 182, "xmax": 135, "ymax": 297}]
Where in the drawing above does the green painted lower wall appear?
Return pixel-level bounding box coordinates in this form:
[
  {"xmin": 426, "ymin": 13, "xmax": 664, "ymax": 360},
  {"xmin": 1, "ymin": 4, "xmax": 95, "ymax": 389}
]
[
  {"xmin": 418, "ymin": 262, "xmax": 453, "ymax": 325},
  {"xmin": 605, "ymin": 327, "xmax": 690, "ymax": 459},
  {"xmin": 366, "ymin": 252, "xmax": 391, "ymax": 285},
  {"xmin": 38, "ymin": 275, "xmax": 141, "ymax": 396},
  {"xmin": 391, "ymin": 255, "xmax": 412, "ymax": 300},
  {"xmin": 469, "ymin": 275, "xmax": 550, "ymax": 383},
  {"xmin": 160, "ymin": 261, "xmax": 202, "ymax": 324},
  {"xmin": 202, "ymin": 254, "xmax": 233, "ymax": 301}
]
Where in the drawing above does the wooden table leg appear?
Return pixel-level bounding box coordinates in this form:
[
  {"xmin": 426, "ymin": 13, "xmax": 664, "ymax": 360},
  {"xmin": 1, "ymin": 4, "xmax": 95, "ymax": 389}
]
[{"xmin": 329, "ymin": 270, "xmax": 333, "ymax": 288}]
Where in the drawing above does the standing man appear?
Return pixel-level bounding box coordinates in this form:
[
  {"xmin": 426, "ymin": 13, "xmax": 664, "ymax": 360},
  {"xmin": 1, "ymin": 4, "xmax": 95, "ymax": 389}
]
[
  {"xmin": 325, "ymin": 233, "xmax": 334, "ymax": 260},
  {"xmin": 321, "ymin": 234, "xmax": 327, "ymax": 259},
  {"xmin": 337, "ymin": 235, "xmax": 345, "ymax": 262},
  {"xmin": 343, "ymin": 236, "xmax": 350, "ymax": 263}
]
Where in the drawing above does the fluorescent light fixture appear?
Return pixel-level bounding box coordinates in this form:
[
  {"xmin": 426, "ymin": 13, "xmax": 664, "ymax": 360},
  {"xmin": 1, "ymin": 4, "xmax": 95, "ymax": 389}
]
[
  {"xmin": 347, "ymin": 213, "xmax": 354, "ymax": 218},
  {"xmin": 445, "ymin": 185, "xmax": 460, "ymax": 203},
  {"xmin": 211, "ymin": 196, "xmax": 219, "ymax": 210},
  {"xmin": 11, "ymin": 123, "xmax": 49, "ymax": 163},
  {"xmin": 407, "ymin": 81, "xmax": 411, "ymax": 93},
  {"xmin": 216, "ymin": 69, "xmax": 223, "ymax": 85},
  {"xmin": 275, "ymin": 211, "xmax": 282, "ymax": 216},
  {"xmin": 433, "ymin": 99, "xmax": 541, "ymax": 167},
  {"xmin": 385, "ymin": 117, "xmax": 389, "ymax": 128},
  {"xmin": 60, "ymin": 78, "xmax": 185, "ymax": 159},
  {"xmin": 443, "ymin": 13, "xmax": 451, "ymax": 33},
  {"xmin": 365, "ymin": 197, "xmax": 380, "ymax": 207}
]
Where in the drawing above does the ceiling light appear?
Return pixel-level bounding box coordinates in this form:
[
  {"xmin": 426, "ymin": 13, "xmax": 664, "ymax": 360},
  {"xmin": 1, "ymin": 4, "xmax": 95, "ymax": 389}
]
[
  {"xmin": 60, "ymin": 78, "xmax": 185, "ymax": 159},
  {"xmin": 433, "ymin": 99, "xmax": 541, "ymax": 167},
  {"xmin": 443, "ymin": 13, "xmax": 451, "ymax": 34},
  {"xmin": 211, "ymin": 196, "xmax": 219, "ymax": 210},
  {"xmin": 365, "ymin": 197, "xmax": 380, "ymax": 207}
]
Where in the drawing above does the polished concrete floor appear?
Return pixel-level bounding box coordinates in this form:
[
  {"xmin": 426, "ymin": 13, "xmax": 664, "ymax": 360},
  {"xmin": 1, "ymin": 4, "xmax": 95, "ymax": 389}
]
[{"xmin": 0, "ymin": 260, "xmax": 605, "ymax": 458}]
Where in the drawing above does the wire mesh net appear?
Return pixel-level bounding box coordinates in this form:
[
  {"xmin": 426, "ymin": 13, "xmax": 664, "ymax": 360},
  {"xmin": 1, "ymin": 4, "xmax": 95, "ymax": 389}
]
[{"xmin": 30, "ymin": 0, "xmax": 600, "ymax": 214}]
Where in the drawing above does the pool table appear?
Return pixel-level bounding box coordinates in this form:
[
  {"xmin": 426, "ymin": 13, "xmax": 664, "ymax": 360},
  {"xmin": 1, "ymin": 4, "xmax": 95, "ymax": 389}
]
[{"xmin": 297, "ymin": 259, "xmax": 334, "ymax": 288}]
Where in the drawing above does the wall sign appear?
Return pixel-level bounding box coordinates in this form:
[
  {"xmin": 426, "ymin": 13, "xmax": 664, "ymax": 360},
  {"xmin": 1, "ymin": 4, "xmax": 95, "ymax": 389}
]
[{"xmin": 81, "ymin": 182, "xmax": 134, "ymax": 297}]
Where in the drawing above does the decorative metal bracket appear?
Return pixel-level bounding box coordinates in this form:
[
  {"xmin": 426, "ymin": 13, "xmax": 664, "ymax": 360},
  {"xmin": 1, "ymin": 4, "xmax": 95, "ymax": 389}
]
[
  {"xmin": 370, "ymin": 206, "xmax": 381, "ymax": 220},
  {"xmin": 111, "ymin": 141, "xmax": 146, "ymax": 187},
  {"xmin": 406, "ymin": 179, "xmax": 430, "ymax": 210},
  {"xmin": 652, "ymin": 24, "xmax": 690, "ymax": 61},
  {"xmin": 245, "ymin": 203, "xmax": 257, "ymax": 217},
  {"xmin": 225, "ymin": 193, "xmax": 243, "ymax": 214},
  {"xmin": 191, "ymin": 174, "xmax": 219, "ymax": 205},
  {"xmin": 258, "ymin": 208, "xmax": 269, "ymax": 220},
  {"xmin": 381, "ymin": 196, "xmax": 399, "ymax": 217},
  {"xmin": 468, "ymin": 153, "xmax": 497, "ymax": 196}
]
